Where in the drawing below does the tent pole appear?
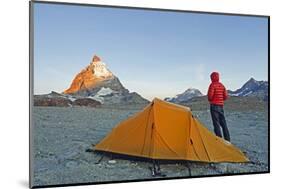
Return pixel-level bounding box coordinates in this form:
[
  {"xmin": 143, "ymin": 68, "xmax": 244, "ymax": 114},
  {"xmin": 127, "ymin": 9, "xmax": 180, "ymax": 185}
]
[
  {"xmin": 185, "ymin": 162, "xmax": 192, "ymax": 176},
  {"xmin": 151, "ymin": 159, "xmax": 157, "ymax": 177},
  {"xmin": 94, "ymin": 154, "xmax": 104, "ymax": 164},
  {"xmin": 156, "ymin": 160, "xmax": 161, "ymax": 172}
]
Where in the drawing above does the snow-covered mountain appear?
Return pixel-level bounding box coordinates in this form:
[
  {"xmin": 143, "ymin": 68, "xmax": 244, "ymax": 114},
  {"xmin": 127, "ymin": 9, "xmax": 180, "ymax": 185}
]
[
  {"xmin": 228, "ymin": 78, "xmax": 268, "ymax": 100},
  {"xmin": 62, "ymin": 54, "xmax": 149, "ymax": 105},
  {"xmin": 165, "ymin": 88, "xmax": 203, "ymax": 103},
  {"xmin": 34, "ymin": 55, "xmax": 149, "ymax": 106},
  {"xmin": 64, "ymin": 55, "xmax": 127, "ymax": 95}
]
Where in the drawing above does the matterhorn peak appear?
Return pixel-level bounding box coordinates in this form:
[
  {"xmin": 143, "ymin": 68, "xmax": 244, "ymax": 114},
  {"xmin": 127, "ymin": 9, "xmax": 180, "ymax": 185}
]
[
  {"xmin": 88, "ymin": 55, "xmax": 113, "ymax": 78},
  {"xmin": 63, "ymin": 54, "xmax": 115, "ymax": 94},
  {"xmin": 92, "ymin": 55, "xmax": 101, "ymax": 62}
]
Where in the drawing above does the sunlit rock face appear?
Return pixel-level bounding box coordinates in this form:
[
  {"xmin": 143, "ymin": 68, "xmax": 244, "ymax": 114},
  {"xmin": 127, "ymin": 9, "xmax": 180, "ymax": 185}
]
[
  {"xmin": 63, "ymin": 55, "xmax": 124, "ymax": 95},
  {"xmin": 61, "ymin": 54, "xmax": 149, "ymax": 105}
]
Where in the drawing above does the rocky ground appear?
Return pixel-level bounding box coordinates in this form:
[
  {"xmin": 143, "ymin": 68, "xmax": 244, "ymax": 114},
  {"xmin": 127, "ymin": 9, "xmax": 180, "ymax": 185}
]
[{"xmin": 31, "ymin": 100, "xmax": 268, "ymax": 187}]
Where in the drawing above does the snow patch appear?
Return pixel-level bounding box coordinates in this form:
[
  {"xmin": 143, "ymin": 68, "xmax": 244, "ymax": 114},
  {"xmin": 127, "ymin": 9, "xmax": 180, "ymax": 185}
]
[
  {"xmin": 97, "ymin": 87, "xmax": 114, "ymax": 96},
  {"xmin": 88, "ymin": 87, "xmax": 115, "ymax": 104},
  {"xmin": 88, "ymin": 96, "xmax": 104, "ymax": 103},
  {"xmin": 67, "ymin": 96, "xmax": 76, "ymax": 102},
  {"xmin": 186, "ymin": 88, "xmax": 197, "ymax": 94},
  {"xmin": 92, "ymin": 61, "xmax": 113, "ymax": 77},
  {"xmin": 231, "ymin": 90, "xmax": 247, "ymax": 96},
  {"xmin": 243, "ymin": 91, "xmax": 253, "ymax": 96},
  {"xmin": 231, "ymin": 89, "xmax": 253, "ymax": 96}
]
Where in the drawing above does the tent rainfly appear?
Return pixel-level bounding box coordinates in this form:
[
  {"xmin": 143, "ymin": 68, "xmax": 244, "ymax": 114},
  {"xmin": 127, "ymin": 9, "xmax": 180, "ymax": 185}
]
[{"xmin": 94, "ymin": 98, "xmax": 249, "ymax": 163}]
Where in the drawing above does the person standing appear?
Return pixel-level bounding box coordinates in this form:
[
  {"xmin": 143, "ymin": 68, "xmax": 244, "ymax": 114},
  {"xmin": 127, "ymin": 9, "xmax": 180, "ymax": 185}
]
[{"xmin": 207, "ymin": 72, "xmax": 230, "ymax": 142}]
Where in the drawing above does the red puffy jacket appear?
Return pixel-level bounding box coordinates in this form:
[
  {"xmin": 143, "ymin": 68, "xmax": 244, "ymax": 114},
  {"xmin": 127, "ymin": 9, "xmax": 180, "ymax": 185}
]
[{"xmin": 207, "ymin": 72, "xmax": 228, "ymax": 106}]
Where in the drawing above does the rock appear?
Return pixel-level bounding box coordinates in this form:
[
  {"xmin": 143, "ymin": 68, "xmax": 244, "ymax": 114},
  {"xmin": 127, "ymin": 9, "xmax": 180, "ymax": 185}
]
[
  {"xmin": 62, "ymin": 54, "xmax": 149, "ymax": 105},
  {"xmin": 63, "ymin": 54, "xmax": 116, "ymax": 94},
  {"xmin": 108, "ymin": 160, "xmax": 116, "ymax": 164},
  {"xmin": 34, "ymin": 95, "xmax": 72, "ymax": 107},
  {"xmin": 34, "ymin": 54, "xmax": 149, "ymax": 106},
  {"xmin": 92, "ymin": 55, "xmax": 101, "ymax": 62},
  {"xmin": 228, "ymin": 78, "xmax": 268, "ymax": 100},
  {"xmin": 73, "ymin": 98, "xmax": 101, "ymax": 107}
]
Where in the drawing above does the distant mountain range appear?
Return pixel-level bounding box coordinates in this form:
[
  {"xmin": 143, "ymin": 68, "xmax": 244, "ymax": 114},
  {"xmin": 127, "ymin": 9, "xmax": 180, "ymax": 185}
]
[
  {"xmin": 165, "ymin": 88, "xmax": 203, "ymax": 103},
  {"xmin": 228, "ymin": 78, "xmax": 268, "ymax": 100},
  {"xmin": 34, "ymin": 55, "xmax": 149, "ymax": 107},
  {"xmin": 165, "ymin": 78, "xmax": 268, "ymax": 103},
  {"xmin": 34, "ymin": 55, "xmax": 268, "ymax": 107}
]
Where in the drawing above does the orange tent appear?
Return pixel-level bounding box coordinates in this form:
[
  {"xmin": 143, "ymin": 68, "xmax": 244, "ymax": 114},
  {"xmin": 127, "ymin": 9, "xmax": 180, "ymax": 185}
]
[{"xmin": 94, "ymin": 98, "xmax": 249, "ymax": 163}]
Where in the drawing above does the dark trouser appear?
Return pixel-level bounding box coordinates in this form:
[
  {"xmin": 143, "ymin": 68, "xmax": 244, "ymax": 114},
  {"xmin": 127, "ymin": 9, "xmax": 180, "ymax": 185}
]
[{"xmin": 210, "ymin": 104, "xmax": 230, "ymax": 142}]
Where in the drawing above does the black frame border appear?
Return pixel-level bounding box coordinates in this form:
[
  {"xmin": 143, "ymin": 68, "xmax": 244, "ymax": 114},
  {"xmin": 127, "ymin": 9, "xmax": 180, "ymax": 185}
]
[{"xmin": 29, "ymin": 0, "xmax": 270, "ymax": 188}]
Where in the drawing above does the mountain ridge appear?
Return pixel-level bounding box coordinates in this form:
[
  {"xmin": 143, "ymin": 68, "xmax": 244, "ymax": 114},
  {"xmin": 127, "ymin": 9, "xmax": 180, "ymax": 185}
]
[
  {"xmin": 164, "ymin": 77, "xmax": 268, "ymax": 103},
  {"xmin": 228, "ymin": 77, "xmax": 268, "ymax": 100},
  {"xmin": 165, "ymin": 88, "xmax": 203, "ymax": 103},
  {"xmin": 34, "ymin": 54, "xmax": 149, "ymax": 107},
  {"xmin": 63, "ymin": 55, "xmax": 127, "ymax": 95}
]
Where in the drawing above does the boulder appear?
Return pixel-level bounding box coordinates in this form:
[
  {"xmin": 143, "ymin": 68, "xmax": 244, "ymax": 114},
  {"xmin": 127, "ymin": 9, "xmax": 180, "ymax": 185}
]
[
  {"xmin": 34, "ymin": 96, "xmax": 72, "ymax": 107},
  {"xmin": 72, "ymin": 98, "xmax": 101, "ymax": 107}
]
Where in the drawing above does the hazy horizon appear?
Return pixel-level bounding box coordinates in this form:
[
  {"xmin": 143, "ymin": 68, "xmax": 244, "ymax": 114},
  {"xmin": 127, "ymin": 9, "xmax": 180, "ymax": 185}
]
[{"xmin": 34, "ymin": 3, "xmax": 268, "ymax": 100}]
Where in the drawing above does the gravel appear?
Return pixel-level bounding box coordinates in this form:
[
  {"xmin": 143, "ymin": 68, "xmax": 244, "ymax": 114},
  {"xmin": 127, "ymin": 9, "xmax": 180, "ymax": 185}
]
[{"xmin": 31, "ymin": 106, "xmax": 268, "ymax": 187}]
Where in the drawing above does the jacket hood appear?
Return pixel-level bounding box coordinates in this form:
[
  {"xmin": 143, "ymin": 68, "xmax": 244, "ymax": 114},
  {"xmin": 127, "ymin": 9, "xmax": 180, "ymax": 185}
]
[{"xmin": 210, "ymin": 72, "xmax": 219, "ymax": 82}]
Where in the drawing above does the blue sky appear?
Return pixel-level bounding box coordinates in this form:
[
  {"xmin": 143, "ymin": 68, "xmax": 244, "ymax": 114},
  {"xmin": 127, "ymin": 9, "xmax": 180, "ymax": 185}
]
[{"xmin": 34, "ymin": 3, "xmax": 268, "ymax": 100}]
